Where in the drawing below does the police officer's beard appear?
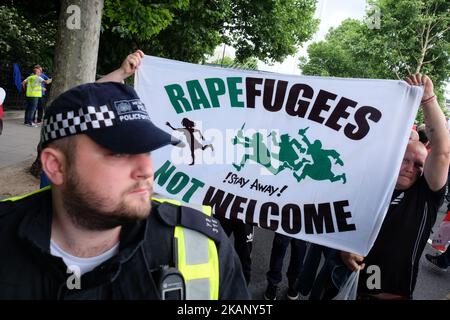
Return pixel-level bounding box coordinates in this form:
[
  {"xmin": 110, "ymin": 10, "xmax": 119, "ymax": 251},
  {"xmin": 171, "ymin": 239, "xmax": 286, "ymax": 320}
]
[{"xmin": 61, "ymin": 170, "xmax": 151, "ymax": 231}]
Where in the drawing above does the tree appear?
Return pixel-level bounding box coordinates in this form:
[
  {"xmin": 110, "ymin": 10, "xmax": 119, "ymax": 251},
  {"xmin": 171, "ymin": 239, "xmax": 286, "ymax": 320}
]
[
  {"xmin": 3, "ymin": 1, "xmax": 319, "ymax": 77},
  {"xmin": 299, "ymin": 0, "xmax": 449, "ymax": 120},
  {"xmin": 209, "ymin": 55, "xmax": 258, "ymax": 69},
  {"xmin": 97, "ymin": 0, "xmax": 319, "ymax": 74},
  {"xmin": 141, "ymin": 0, "xmax": 230, "ymax": 63},
  {"xmin": 29, "ymin": 0, "xmax": 104, "ymax": 178},
  {"xmin": 102, "ymin": 0, "xmax": 189, "ymax": 41},
  {"xmin": 369, "ymin": 0, "xmax": 450, "ymax": 84},
  {"xmin": 299, "ymin": 19, "xmax": 378, "ymax": 78},
  {"xmin": 300, "ymin": 0, "xmax": 449, "ymax": 90},
  {"xmin": 97, "ymin": 0, "xmax": 218, "ymax": 74},
  {"xmin": 227, "ymin": 0, "xmax": 319, "ymax": 63},
  {"xmin": 49, "ymin": 0, "xmax": 104, "ymax": 102}
]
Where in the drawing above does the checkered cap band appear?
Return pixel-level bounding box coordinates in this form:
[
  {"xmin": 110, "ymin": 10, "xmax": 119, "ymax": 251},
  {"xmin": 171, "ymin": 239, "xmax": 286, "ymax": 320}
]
[{"xmin": 42, "ymin": 104, "xmax": 116, "ymax": 143}]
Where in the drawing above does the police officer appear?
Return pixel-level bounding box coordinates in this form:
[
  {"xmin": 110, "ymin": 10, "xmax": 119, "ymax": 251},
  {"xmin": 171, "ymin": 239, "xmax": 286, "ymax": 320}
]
[{"xmin": 0, "ymin": 57, "xmax": 250, "ymax": 299}]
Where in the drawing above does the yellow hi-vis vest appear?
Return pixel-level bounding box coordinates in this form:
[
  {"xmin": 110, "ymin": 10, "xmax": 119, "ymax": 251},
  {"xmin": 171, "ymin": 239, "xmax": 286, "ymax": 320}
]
[
  {"xmin": 25, "ymin": 75, "xmax": 43, "ymax": 98},
  {"xmin": 152, "ymin": 197, "xmax": 219, "ymax": 300}
]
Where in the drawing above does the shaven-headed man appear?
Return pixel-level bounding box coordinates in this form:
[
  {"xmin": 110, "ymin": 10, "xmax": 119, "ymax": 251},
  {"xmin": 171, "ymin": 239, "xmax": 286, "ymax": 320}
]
[{"xmin": 341, "ymin": 74, "xmax": 450, "ymax": 300}]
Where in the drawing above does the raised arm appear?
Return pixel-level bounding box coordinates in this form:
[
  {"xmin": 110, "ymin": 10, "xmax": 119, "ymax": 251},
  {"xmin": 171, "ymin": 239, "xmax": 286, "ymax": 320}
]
[
  {"xmin": 193, "ymin": 129, "xmax": 205, "ymax": 140},
  {"xmin": 96, "ymin": 50, "xmax": 144, "ymax": 83},
  {"xmin": 298, "ymin": 127, "xmax": 311, "ymax": 147},
  {"xmin": 270, "ymin": 131, "xmax": 279, "ymax": 146},
  {"xmin": 165, "ymin": 122, "xmax": 177, "ymax": 131},
  {"xmin": 291, "ymin": 138, "xmax": 306, "ymax": 154},
  {"xmin": 405, "ymin": 74, "xmax": 450, "ymax": 191}
]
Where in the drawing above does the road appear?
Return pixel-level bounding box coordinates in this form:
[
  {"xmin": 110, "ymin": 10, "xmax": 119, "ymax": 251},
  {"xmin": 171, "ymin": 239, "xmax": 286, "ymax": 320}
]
[{"xmin": 248, "ymin": 204, "xmax": 450, "ymax": 300}]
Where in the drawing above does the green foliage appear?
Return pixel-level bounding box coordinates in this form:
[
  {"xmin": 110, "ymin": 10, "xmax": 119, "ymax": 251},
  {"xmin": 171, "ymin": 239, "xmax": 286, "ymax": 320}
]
[
  {"xmin": 300, "ymin": 19, "xmax": 378, "ymax": 78},
  {"xmin": 0, "ymin": 5, "xmax": 56, "ymax": 72},
  {"xmin": 102, "ymin": 0, "xmax": 189, "ymax": 40},
  {"xmin": 300, "ymin": 0, "xmax": 449, "ymax": 82},
  {"xmin": 3, "ymin": 0, "xmax": 319, "ymax": 81},
  {"xmin": 300, "ymin": 0, "xmax": 449, "ymax": 119},
  {"xmin": 209, "ymin": 55, "xmax": 258, "ymax": 70},
  {"xmin": 227, "ymin": 0, "xmax": 319, "ymax": 63},
  {"xmin": 368, "ymin": 0, "xmax": 450, "ymax": 84},
  {"xmin": 144, "ymin": 0, "xmax": 230, "ymax": 63},
  {"xmin": 210, "ymin": 56, "xmax": 235, "ymax": 67},
  {"xmin": 98, "ymin": 0, "xmax": 319, "ymax": 73}
]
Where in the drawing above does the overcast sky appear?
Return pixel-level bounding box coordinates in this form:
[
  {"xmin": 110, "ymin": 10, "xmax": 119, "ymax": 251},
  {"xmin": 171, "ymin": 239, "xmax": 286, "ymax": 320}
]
[
  {"xmin": 210, "ymin": 0, "xmax": 368, "ymax": 73},
  {"xmin": 209, "ymin": 0, "xmax": 449, "ymax": 97},
  {"xmin": 256, "ymin": 0, "xmax": 367, "ymax": 74}
]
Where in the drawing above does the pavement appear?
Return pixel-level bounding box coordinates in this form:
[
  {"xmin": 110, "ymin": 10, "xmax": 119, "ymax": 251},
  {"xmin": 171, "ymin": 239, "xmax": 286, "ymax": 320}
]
[
  {"xmin": 0, "ymin": 110, "xmax": 449, "ymax": 300},
  {"xmin": 0, "ymin": 110, "xmax": 41, "ymax": 169},
  {"xmin": 414, "ymin": 207, "xmax": 450, "ymax": 300}
]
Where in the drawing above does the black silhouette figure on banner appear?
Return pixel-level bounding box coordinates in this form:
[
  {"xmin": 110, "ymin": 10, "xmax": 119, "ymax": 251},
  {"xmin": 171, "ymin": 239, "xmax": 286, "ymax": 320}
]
[{"xmin": 166, "ymin": 118, "xmax": 214, "ymax": 165}]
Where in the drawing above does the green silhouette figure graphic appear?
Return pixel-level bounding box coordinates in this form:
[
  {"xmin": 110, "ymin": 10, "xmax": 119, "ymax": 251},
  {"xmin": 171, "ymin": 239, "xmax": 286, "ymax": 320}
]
[
  {"xmin": 230, "ymin": 124, "xmax": 346, "ymax": 183},
  {"xmin": 166, "ymin": 118, "xmax": 214, "ymax": 165},
  {"xmin": 294, "ymin": 127, "xmax": 346, "ymax": 184},
  {"xmin": 270, "ymin": 131, "xmax": 310, "ymax": 174},
  {"xmin": 232, "ymin": 125, "xmax": 279, "ymax": 174}
]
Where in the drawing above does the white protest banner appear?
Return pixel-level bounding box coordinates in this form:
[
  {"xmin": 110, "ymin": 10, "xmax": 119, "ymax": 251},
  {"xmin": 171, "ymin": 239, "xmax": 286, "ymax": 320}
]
[{"xmin": 135, "ymin": 55, "xmax": 423, "ymax": 255}]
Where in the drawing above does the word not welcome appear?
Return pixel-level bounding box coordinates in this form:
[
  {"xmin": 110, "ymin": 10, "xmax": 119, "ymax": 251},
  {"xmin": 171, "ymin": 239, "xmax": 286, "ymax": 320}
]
[{"xmin": 203, "ymin": 187, "xmax": 356, "ymax": 235}]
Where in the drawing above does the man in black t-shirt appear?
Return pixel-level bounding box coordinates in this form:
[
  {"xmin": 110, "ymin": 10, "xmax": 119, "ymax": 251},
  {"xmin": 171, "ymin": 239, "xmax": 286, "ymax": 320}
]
[{"xmin": 340, "ymin": 74, "xmax": 449, "ymax": 299}]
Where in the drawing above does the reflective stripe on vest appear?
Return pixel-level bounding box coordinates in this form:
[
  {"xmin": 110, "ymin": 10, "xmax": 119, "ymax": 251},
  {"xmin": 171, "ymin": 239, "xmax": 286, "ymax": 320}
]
[
  {"xmin": 1, "ymin": 186, "xmax": 51, "ymax": 202},
  {"xmin": 152, "ymin": 197, "xmax": 219, "ymax": 300},
  {"xmin": 2, "ymin": 192, "xmax": 219, "ymax": 299},
  {"xmin": 26, "ymin": 75, "xmax": 43, "ymax": 97}
]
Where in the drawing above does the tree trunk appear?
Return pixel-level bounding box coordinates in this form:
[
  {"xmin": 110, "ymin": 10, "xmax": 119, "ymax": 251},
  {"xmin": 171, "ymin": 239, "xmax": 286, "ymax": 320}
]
[
  {"xmin": 30, "ymin": 0, "xmax": 104, "ymax": 178},
  {"xmin": 415, "ymin": 47, "xmax": 426, "ymax": 74},
  {"xmin": 49, "ymin": 0, "xmax": 104, "ymax": 104}
]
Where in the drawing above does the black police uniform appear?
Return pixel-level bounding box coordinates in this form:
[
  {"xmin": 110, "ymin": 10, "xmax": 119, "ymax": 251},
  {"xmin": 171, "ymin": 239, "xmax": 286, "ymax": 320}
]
[{"xmin": 0, "ymin": 189, "xmax": 250, "ymax": 299}]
